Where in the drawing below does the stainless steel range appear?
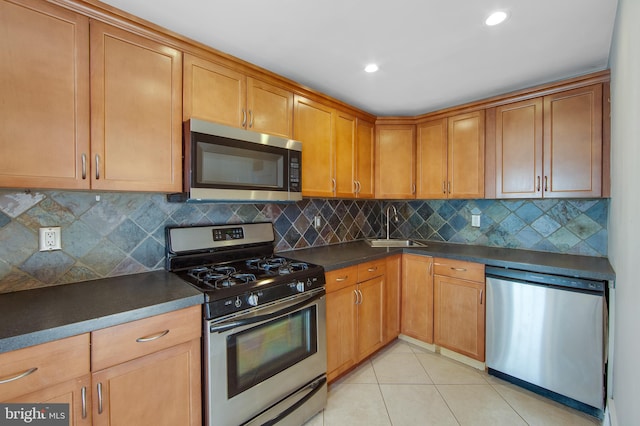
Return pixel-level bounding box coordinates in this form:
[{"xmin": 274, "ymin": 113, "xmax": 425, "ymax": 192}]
[{"xmin": 165, "ymin": 222, "xmax": 327, "ymax": 426}]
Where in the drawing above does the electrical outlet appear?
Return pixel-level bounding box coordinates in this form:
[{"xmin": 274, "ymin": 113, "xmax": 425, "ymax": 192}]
[
  {"xmin": 471, "ymin": 214, "xmax": 481, "ymax": 228},
  {"xmin": 313, "ymin": 215, "xmax": 322, "ymax": 230},
  {"xmin": 39, "ymin": 227, "xmax": 62, "ymax": 251}
]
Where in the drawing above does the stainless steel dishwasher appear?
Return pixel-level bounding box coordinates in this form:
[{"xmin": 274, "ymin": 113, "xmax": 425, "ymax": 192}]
[{"xmin": 485, "ymin": 266, "xmax": 606, "ymax": 418}]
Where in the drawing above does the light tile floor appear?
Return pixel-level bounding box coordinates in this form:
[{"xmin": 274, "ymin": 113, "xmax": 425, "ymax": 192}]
[{"xmin": 305, "ymin": 339, "xmax": 601, "ymax": 426}]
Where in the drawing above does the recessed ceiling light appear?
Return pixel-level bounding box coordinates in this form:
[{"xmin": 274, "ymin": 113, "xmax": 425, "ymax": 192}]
[
  {"xmin": 364, "ymin": 64, "xmax": 379, "ymax": 73},
  {"xmin": 485, "ymin": 11, "xmax": 508, "ymax": 26}
]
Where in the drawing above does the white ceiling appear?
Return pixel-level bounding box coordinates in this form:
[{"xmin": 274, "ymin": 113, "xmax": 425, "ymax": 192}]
[{"xmin": 100, "ymin": 0, "xmax": 619, "ymax": 116}]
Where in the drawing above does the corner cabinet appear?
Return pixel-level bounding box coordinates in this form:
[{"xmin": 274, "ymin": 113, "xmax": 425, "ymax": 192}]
[
  {"xmin": 433, "ymin": 258, "xmax": 485, "ymax": 361},
  {"xmin": 0, "ymin": 0, "xmax": 182, "ymax": 192},
  {"xmin": 375, "ymin": 124, "xmax": 416, "ymax": 199},
  {"xmin": 90, "ymin": 306, "xmax": 202, "ymax": 426},
  {"xmin": 489, "ymin": 84, "xmax": 603, "ymax": 198},
  {"xmin": 183, "ymin": 54, "xmax": 293, "ymax": 138}
]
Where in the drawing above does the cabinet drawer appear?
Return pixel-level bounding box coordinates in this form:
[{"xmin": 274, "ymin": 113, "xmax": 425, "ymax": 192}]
[
  {"xmin": 357, "ymin": 259, "xmax": 386, "ymax": 282},
  {"xmin": 91, "ymin": 305, "xmax": 201, "ymax": 371},
  {"xmin": 0, "ymin": 334, "xmax": 90, "ymax": 401},
  {"xmin": 434, "ymin": 258, "xmax": 484, "ymax": 283},
  {"xmin": 325, "ymin": 266, "xmax": 358, "ymax": 293}
]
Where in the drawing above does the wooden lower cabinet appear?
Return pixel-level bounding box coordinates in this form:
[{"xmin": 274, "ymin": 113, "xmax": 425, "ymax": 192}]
[
  {"xmin": 384, "ymin": 255, "xmax": 402, "ymax": 344},
  {"xmin": 91, "ymin": 339, "xmax": 201, "ymax": 426},
  {"xmin": 325, "ymin": 259, "xmax": 386, "ymax": 382},
  {"xmin": 401, "ymin": 254, "xmax": 434, "ymax": 343},
  {"xmin": 433, "ymin": 258, "xmax": 485, "ymax": 361}
]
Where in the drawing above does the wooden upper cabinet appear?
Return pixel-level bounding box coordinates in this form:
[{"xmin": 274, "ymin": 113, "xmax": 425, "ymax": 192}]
[
  {"xmin": 490, "ymin": 84, "xmax": 603, "ymax": 199},
  {"xmin": 375, "ymin": 124, "xmax": 416, "ymax": 199},
  {"xmin": 416, "ymin": 118, "xmax": 448, "ymax": 199},
  {"xmin": 448, "ymin": 110, "xmax": 485, "ymax": 198},
  {"xmin": 494, "ymin": 98, "xmax": 544, "ymax": 198},
  {"xmin": 294, "ymin": 95, "xmax": 336, "ymax": 197},
  {"xmin": 184, "ymin": 55, "xmax": 293, "ymax": 138},
  {"xmin": 355, "ymin": 119, "xmax": 375, "ymax": 198},
  {"xmin": 90, "ymin": 21, "xmax": 182, "ymax": 192},
  {"xmin": 544, "ymin": 84, "xmax": 602, "ymax": 198},
  {"xmin": 183, "ymin": 54, "xmax": 245, "ymax": 127},
  {"xmin": 247, "ymin": 77, "xmax": 294, "ymax": 138},
  {"xmin": 0, "ymin": 0, "xmax": 90, "ymax": 190},
  {"xmin": 335, "ymin": 111, "xmax": 357, "ymax": 198}
]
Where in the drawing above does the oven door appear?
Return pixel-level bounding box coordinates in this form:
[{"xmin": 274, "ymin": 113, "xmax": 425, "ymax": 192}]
[{"xmin": 205, "ymin": 289, "xmax": 326, "ymax": 426}]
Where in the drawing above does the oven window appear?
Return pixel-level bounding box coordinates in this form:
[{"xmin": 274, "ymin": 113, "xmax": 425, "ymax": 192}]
[{"xmin": 226, "ymin": 305, "xmax": 317, "ymax": 398}]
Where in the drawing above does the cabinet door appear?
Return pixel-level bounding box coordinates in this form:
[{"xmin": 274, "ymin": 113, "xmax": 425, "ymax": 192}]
[
  {"xmin": 401, "ymin": 254, "xmax": 434, "ymax": 343},
  {"xmin": 448, "ymin": 111, "xmax": 485, "ymax": 198},
  {"xmin": 183, "ymin": 54, "xmax": 246, "ymax": 126},
  {"xmin": 356, "ymin": 276, "xmax": 385, "ymax": 361},
  {"xmin": 0, "ymin": 0, "xmax": 90, "ymax": 190},
  {"xmin": 384, "ymin": 255, "xmax": 402, "ymax": 344},
  {"xmin": 494, "ymin": 98, "xmax": 544, "ymax": 198},
  {"xmin": 355, "ymin": 118, "xmax": 375, "ymax": 198},
  {"xmin": 434, "ymin": 275, "xmax": 485, "ymax": 361},
  {"xmin": 294, "ymin": 95, "xmax": 336, "ymax": 197},
  {"xmin": 92, "ymin": 339, "xmax": 201, "ymax": 426},
  {"xmin": 326, "ymin": 285, "xmax": 357, "ymax": 382},
  {"xmin": 8, "ymin": 375, "xmax": 92, "ymax": 426},
  {"xmin": 375, "ymin": 125, "xmax": 416, "ymax": 199},
  {"xmin": 416, "ymin": 118, "xmax": 448, "ymax": 199},
  {"xmin": 335, "ymin": 111, "xmax": 356, "ymax": 198},
  {"xmin": 90, "ymin": 22, "xmax": 182, "ymax": 192},
  {"xmin": 543, "ymin": 84, "xmax": 603, "ymax": 198},
  {"xmin": 246, "ymin": 77, "xmax": 293, "ymax": 138}
]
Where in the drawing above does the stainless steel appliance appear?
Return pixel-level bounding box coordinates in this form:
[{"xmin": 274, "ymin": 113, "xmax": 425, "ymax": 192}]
[
  {"xmin": 165, "ymin": 222, "xmax": 327, "ymax": 426},
  {"xmin": 172, "ymin": 119, "xmax": 302, "ymax": 202},
  {"xmin": 486, "ymin": 267, "xmax": 606, "ymax": 418}
]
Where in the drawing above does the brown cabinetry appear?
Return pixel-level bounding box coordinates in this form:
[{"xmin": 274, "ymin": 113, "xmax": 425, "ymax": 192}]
[
  {"xmin": 384, "ymin": 254, "xmax": 402, "ymax": 344},
  {"xmin": 0, "ymin": 0, "xmax": 182, "ymax": 192},
  {"xmin": 433, "ymin": 258, "xmax": 485, "ymax": 361},
  {"xmin": 90, "ymin": 306, "xmax": 202, "ymax": 426},
  {"xmin": 375, "ymin": 124, "xmax": 416, "ymax": 199},
  {"xmin": 416, "ymin": 111, "xmax": 485, "ymax": 199},
  {"xmin": 184, "ymin": 55, "xmax": 293, "ymax": 138},
  {"xmin": 335, "ymin": 115, "xmax": 375, "ymax": 198},
  {"xmin": 401, "ymin": 254, "xmax": 434, "ymax": 343},
  {"xmin": 0, "ymin": 334, "xmax": 91, "ymax": 425},
  {"xmin": 325, "ymin": 259, "xmax": 386, "ymax": 382},
  {"xmin": 489, "ymin": 84, "xmax": 603, "ymax": 198}
]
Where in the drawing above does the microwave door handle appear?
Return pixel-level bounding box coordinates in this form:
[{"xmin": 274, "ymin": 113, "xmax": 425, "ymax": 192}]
[{"xmin": 209, "ymin": 290, "xmax": 325, "ymax": 333}]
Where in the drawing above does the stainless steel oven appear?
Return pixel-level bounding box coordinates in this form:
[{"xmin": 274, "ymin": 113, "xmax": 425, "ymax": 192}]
[
  {"xmin": 165, "ymin": 222, "xmax": 327, "ymax": 426},
  {"xmin": 206, "ymin": 289, "xmax": 326, "ymax": 426}
]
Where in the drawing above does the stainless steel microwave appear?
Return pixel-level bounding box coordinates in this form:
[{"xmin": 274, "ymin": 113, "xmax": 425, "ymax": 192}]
[{"xmin": 177, "ymin": 119, "xmax": 302, "ymax": 202}]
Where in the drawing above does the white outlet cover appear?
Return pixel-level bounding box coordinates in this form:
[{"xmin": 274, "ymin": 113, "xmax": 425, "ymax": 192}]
[
  {"xmin": 39, "ymin": 227, "xmax": 62, "ymax": 251},
  {"xmin": 471, "ymin": 214, "xmax": 481, "ymax": 228}
]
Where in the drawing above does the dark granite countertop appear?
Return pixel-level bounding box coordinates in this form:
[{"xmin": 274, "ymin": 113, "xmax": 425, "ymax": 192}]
[
  {"xmin": 282, "ymin": 240, "xmax": 615, "ymax": 281},
  {"xmin": 0, "ymin": 271, "xmax": 203, "ymax": 354}
]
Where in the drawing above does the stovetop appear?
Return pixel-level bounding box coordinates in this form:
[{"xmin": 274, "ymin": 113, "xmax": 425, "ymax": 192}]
[{"xmin": 165, "ymin": 223, "xmax": 326, "ymax": 319}]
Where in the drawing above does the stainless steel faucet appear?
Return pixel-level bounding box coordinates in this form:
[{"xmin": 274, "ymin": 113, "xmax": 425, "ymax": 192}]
[{"xmin": 385, "ymin": 204, "xmax": 398, "ymax": 240}]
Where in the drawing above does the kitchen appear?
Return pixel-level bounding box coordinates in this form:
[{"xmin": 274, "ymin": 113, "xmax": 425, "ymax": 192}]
[{"xmin": 0, "ymin": 0, "xmax": 638, "ymax": 425}]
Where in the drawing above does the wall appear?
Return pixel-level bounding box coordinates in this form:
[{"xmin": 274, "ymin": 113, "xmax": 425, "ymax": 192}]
[
  {"xmin": 607, "ymin": 0, "xmax": 640, "ymax": 423},
  {"xmin": 0, "ymin": 188, "xmax": 607, "ymax": 294}
]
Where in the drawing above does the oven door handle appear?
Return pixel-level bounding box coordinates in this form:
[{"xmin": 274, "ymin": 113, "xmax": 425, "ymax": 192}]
[{"xmin": 209, "ymin": 290, "xmax": 325, "ymax": 333}]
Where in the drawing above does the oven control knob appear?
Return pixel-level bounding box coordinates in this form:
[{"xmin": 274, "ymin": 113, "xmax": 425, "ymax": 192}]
[
  {"xmin": 247, "ymin": 293, "xmax": 259, "ymax": 306},
  {"xmin": 234, "ymin": 297, "xmax": 242, "ymax": 308},
  {"xmin": 296, "ymin": 281, "xmax": 305, "ymax": 292}
]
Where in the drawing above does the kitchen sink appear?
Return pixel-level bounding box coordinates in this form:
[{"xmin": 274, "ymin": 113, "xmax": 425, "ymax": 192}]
[{"xmin": 366, "ymin": 239, "xmax": 427, "ymax": 247}]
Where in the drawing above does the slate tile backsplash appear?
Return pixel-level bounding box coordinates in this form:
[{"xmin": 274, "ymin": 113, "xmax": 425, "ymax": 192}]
[{"xmin": 0, "ymin": 189, "xmax": 608, "ymax": 294}]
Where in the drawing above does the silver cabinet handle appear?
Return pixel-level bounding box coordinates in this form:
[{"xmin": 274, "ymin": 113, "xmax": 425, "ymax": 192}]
[
  {"xmin": 335, "ymin": 276, "xmax": 348, "ymax": 282},
  {"xmin": 537, "ymin": 176, "xmax": 541, "ymax": 192},
  {"xmin": 357, "ymin": 181, "xmax": 362, "ymax": 194},
  {"xmin": 412, "ymin": 183, "xmax": 416, "ymax": 194},
  {"xmin": 367, "ymin": 266, "xmax": 377, "ymax": 272},
  {"xmin": 358, "ymin": 289, "xmax": 363, "ymax": 304},
  {"xmin": 242, "ymin": 109, "xmax": 247, "ymax": 127},
  {"xmin": 81, "ymin": 386, "xmax": 87, "ymax": 419},
  {"xmin": 81, "ymin": 153, "xmax": 87, "ymax": 180},
  {"xmin": 331, "ymin": 178, "xmax": 336, "ymax": 193},
  {"xmin": 447, "ymin": 181, "xmax": 451, "ymax": 194},
  {"xmin": 442, "ymin": 181, "xmax": 446, "ymax": 194},
  {"xmin": 480, "ymin": 289, "xmax": 484, "ymax": 305},
  {"xmin": 136, "ymin": 329, "xmax": 170, "ymax": 343},
  {"xmin": 353, "ymin": 289, "xmax": 359, "ymax": 305},
  {"xmin": 428, "ymin": 262, "xmax": 433, "ymax": 275},
  {"xmin": 544, "ymin": 176, "xmax": 549, "ymax": 192},
  {"xmin": 249, "ymin": 110, "xmax": 254, "ymax": 128},
  {"xmin": 97, "ymin": 382, "xmax": 103, "ymax": 414},
  {"xmin": 451, "ymin": 267, "xmax": 467, "ymax": 272},
  {"xmin": 0, "ymin": 367, "xmax": 38, "ymax": 384},
  {"xmin": 95, "ymin": 154, "xmax": 100, "ymax": 180}
]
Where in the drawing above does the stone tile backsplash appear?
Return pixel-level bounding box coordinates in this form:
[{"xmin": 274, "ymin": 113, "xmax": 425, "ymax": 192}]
[{"xmin": 0, "ymin": 189, "xmax": 608, "ymax": 293}]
